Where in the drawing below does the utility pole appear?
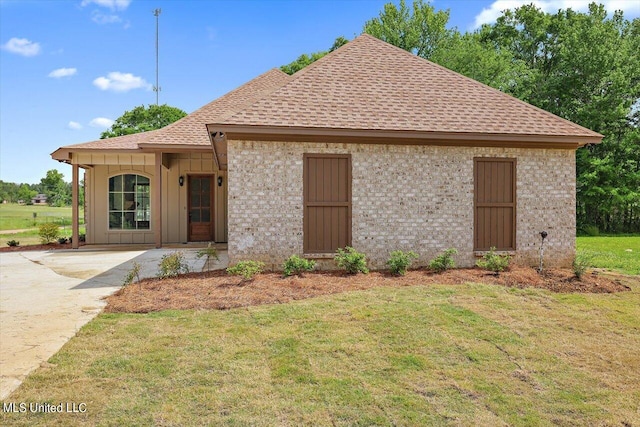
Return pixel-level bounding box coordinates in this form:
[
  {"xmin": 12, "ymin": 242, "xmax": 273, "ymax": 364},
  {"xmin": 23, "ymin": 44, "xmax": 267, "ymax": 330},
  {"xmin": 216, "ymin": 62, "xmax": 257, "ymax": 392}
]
[{"xmin": 153, "ymin": 8, "xmax": 161, "ymax": 105}]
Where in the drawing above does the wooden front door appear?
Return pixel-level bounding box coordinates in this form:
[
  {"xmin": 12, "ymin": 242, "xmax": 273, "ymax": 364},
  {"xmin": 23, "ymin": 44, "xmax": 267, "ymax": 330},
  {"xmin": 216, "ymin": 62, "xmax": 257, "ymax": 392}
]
[{"xmin": 188, "ymin": 175, "xmax": 214, "ymax": 241}]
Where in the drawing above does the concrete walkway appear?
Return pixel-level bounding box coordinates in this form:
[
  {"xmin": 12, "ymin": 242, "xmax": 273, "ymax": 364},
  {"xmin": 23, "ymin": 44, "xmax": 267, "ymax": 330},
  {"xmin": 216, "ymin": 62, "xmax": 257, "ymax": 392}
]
[{"xmin": 0, "ymin": 247, "xmax": 228, "ymax": 399}]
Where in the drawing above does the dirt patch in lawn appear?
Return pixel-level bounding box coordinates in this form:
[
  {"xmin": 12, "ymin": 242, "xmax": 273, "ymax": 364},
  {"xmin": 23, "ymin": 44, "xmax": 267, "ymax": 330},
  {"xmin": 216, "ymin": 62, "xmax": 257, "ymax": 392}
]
[
  {"xmin": 0, "ymin": 242, "xmax": 85, "ymax": 252},
  {"xmin": 104, "ymin": 266, "xmax": 634, "ymax": 313}
]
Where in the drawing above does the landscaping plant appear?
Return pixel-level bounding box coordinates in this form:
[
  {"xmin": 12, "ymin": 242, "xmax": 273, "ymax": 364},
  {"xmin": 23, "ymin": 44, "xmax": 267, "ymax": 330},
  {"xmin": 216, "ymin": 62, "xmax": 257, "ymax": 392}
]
[
  {"xmin": 157, "ymin": 252, "xmax": 190, "ymax": 278},
  {"xmin": 335, "ymin": 246, "xmax": 369, "ymax": 274},
  {"xmin": 573, "ymin": 251, "xmax": 594, "ymax": 279},
  {"xmin": 227, "ymin": 260, "xmax": 265, "ymax": 281},
  {"xmin": 6, "ymin": 239, "xmax": 19, "ymax": 247},
  {"xmin": 387, "ymin": 250, "xmax": 419, "ymax": 275},
  {"xmin": 283, "ymin": 255, "xmax": 316, "ymax": 277},
  {"xmin": 58, "ymin": 237, "xmax": 68, "ymax": 244},
  {"xmin": 476, "ymin": 247, "xmax": 510, "ymax": 274},
  {"xmin": 123, "ymin": 262, "xmax": 142, "ymax": 286},
  {"xmin": 38, "ymin": 222, "xmax": 60, "ymax": 244},
  {"xmin": 196, "ymin": 243, "xmax": 219, "ymax": 271},
  {"xmin": 428, "ymin": 248, "xmax": 458, "ymax": 273}
]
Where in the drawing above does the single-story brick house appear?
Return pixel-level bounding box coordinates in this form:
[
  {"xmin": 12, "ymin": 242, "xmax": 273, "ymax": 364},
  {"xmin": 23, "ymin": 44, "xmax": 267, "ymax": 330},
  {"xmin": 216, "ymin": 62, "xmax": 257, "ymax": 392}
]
[{"xmin": 52, "ymin": 34, "xmax": 602, "ymax": 268}]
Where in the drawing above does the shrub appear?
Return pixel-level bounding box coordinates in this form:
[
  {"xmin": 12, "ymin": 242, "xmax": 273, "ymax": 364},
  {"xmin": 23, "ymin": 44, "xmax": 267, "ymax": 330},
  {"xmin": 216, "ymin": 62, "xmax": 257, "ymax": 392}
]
[
  {"xmin": 335, "ymin": 246, "xmax": 369, "ymax": 274},
  {"xmin": 157, "ymin": 251, "xmax": 190, "ymax": 278},
  {"xmin": 428, "ymin": 248, "xmax": 458, "ymax": 273},
  {"xmin": 123, "ymin": 261, "xmax": 142, "ymax": 286},
  {"xmin": 476, "ymin": 247, "xmax": 510, "ymax": 274},
  {"xmin": 39, "ymin": 223, "xmax": 59, "ymax": 244},
  {"xmin": 58, "ymin": 237, "xmax": 68, "ymax": 244},
  {"xmin": 387, "ymin": 250, "xmax": 418, "ymax": 276},
  {"xmin": 227, "ymin": 260, "xmax": 265, "ymax": 281},
  {"xmin": 283, "ymin": 255, "xmax": 316, "ymax": 277},
  {"xmin": 582, "ymin": 225, "xmax": 599, "ymax": 236},
  {"xmin": 6, "ymin": 240, "xmax": 19, "ymax": 247},
  {"xmin": 79, "ymin": 233, "xmax": 86, "ymax": 242},
  {"xmin": 196, "ymin": 243, "xmax": 219, "ymax": 271},
  {"xmin": 573, "ymin": 251, "xmax": 594, "ymax": 279}
]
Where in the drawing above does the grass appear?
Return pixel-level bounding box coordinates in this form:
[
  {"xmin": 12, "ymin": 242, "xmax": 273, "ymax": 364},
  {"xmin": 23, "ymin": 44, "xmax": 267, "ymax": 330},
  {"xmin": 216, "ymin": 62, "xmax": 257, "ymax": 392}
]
[
  {"xmin": 577, "ymin": 236, "xmax": 640, "ymax": 275},
  {"xmin": 2, "ymin": 281, "xmax": 639, "ymax": 426},
  {"xmin": 0, "ymin": 203, "xmax": 83, "ymax": 231}
]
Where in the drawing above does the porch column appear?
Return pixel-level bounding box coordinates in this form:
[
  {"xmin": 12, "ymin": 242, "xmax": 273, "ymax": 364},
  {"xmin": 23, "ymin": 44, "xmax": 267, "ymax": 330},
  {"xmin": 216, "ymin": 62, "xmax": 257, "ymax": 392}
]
[
  {"xmin": 71, "ymin": 163, "xmax": 79, "ymax": 249},
  {"xmin": 154, "ymin": 151, "xmax": 163, "ymax": 248}
]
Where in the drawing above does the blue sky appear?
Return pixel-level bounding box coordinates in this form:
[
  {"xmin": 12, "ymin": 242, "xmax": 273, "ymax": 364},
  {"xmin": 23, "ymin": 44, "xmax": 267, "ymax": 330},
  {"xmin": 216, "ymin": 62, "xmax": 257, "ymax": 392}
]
[{"xmin": 1, "ymin": 0, "xmax": 639, "ymax": 184}]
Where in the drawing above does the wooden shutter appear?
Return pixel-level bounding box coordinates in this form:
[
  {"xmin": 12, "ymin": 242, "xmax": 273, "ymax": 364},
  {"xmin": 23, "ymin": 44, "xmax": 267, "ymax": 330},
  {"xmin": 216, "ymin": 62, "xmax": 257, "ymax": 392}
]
[
  {"xmin": 303, "ymin": 154, "xmax": 351, "ymax": 253},
  {"xmin": 474, "ymin": 158, "xmax": 516, "ymax": 251}
]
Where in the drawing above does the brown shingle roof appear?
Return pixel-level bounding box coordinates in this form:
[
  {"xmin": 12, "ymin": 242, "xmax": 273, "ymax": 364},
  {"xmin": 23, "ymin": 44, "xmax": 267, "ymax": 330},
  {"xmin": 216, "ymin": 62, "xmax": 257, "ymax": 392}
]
[{"xmin": 217, "ymin": 34, "xmax": 601, "ymax": 140}]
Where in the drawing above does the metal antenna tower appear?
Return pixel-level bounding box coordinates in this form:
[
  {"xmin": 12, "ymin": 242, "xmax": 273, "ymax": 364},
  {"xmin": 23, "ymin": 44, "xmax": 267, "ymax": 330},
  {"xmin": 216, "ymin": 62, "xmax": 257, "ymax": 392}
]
[{"xmin": 153, "ymin": 8, "xmax": 161, "ymax": 105}]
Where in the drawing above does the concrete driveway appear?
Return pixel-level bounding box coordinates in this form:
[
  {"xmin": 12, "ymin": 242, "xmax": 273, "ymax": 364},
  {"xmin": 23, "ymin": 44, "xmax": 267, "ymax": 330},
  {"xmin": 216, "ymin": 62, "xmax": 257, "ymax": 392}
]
[{"xmin": 0, "ymin": 246, "xmax": 227, "ymax": 400}]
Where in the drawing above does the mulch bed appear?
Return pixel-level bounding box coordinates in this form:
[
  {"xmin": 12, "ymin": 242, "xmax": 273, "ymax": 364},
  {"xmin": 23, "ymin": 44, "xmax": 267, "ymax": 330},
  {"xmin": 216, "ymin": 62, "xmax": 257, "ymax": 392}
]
[
  {"xmin": 0, "ymin": 242, "xmax": 85, "ymax": 252},
  {"xmin": 104, "ymin": 266, "xmax": 635, "ymax": 313}
]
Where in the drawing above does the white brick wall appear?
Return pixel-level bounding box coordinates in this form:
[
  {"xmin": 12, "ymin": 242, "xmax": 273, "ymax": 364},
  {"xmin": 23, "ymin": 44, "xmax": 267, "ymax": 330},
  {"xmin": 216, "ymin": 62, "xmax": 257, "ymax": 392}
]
[{"xmin": 228, "ymin": 140, "xmax": 576, "ymax": 270}]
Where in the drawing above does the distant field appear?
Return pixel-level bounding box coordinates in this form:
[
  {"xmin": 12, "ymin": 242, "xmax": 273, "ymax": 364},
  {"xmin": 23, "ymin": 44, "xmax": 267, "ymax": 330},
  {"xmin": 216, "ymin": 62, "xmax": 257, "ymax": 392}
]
[
  {"xmin": 576, "ymin": 236, "xmax": 640, "ymax": 275},
  {"xmin": 0, "ymin": 203, "xmax": 84, "ymax": 231}
]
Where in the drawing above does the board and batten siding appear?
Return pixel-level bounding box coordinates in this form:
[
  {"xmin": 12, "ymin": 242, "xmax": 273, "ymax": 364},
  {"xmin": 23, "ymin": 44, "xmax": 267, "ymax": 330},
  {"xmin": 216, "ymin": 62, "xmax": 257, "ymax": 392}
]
[
  {"xmin": 80, "ymin": 152, "xmax": 226, "ymax": 245},
  {"xmin": 227, "ymin": 140, "xmax": 576, "ymax": 269}
]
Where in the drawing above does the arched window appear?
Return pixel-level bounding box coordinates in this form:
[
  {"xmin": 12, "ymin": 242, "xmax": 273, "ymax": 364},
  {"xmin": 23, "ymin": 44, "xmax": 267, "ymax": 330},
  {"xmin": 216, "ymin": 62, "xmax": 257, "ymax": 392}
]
[{"xmin": 108, "ymin": 174, "xmax": 150, "ymax": 230}]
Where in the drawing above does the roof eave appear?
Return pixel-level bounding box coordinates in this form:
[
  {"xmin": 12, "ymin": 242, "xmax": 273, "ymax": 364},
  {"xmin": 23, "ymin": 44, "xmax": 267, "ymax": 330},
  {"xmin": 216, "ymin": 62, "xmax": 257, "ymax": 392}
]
[{"xmin": 205, "ymin": 124, "xmax": 603, "ymax": 148}]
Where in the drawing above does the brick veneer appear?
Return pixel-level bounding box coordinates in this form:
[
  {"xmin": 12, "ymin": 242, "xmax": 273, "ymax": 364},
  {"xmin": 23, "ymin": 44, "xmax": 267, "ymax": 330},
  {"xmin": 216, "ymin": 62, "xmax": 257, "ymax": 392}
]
[{"xmin": 228, "ymin": 140, "xmax": 576, "ymax": 270}]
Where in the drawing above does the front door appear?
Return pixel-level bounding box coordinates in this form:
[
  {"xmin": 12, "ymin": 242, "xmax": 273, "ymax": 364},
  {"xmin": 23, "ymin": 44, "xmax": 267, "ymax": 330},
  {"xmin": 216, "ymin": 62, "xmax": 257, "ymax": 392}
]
[{"xmin": 188, "ymin": 175, "xmax": 214, "ymax": 241}]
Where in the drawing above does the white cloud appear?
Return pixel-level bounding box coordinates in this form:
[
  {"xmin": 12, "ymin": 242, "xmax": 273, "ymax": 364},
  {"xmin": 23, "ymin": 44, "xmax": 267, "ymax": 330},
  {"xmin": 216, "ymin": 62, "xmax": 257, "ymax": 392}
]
[
  {"xmin": 1, "ymin": 37, "xmax": 41, "ymax": 57},
  {"xmin": 48, "ymin": 67, "xmax": 77, "ymax": 78},
  {"xmin": 67, "ymin": 121, "xmax": 83, "ymax": 130},
  {"xmin": 93, "ymin": 72, "xmax": 151, "ymax": 92},
  {"xmin": 89, "ymin": 117, "xmax": 114, "ymax": 128},
  {"xmin": 80, "ymin": 0, "xmax": 131, "ymax": 11},
  {"xmin": 473, "ymin": 0, "xmax": 640, "ymax": 28},
  {"xmin": 91, "ymin": 10, "xmax": 121, "ymax": 24}
]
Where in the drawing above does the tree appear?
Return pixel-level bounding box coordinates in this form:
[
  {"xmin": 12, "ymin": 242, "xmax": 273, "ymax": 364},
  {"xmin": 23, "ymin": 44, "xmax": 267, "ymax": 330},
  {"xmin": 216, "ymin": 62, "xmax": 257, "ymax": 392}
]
[
  {"xmin": 280, "ymin": 36, "xmax": 348, "ymax": 75},
  {"xmin": 101, "ymin": 104, "xmax": 187, "ymax": 139},
  {"xmin": 40, "ymin": 169, "xmax": 70, "ymax": 207},
  {"xmin": 17, "ymin": 184, "xmax": 36, "ymax": 203}
]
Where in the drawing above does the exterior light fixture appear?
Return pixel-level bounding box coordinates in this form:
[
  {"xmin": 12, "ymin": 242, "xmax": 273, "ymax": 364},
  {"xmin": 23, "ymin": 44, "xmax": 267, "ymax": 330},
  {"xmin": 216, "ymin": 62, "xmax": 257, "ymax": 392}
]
[
  {"xmin": 217, "ymin": 176, "xmax": 223, "ymax": 187},
  {"xmin": 179, "ymin": 176, "xmax": 184, "ymax": 187}
]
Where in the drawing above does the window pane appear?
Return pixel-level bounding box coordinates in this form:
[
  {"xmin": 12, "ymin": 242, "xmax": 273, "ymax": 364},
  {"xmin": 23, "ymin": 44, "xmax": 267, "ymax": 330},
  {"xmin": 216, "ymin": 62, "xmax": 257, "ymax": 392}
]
[
  {"xmin": 124, "ymin": 193, "xmax": 135, "ymax": 211},
  {"xmin": 202, "ymin": 194, "xmax": 210, "ymax": 207},
  {"xmin": 192, "ymin": 194, "xmax": 200, "ymax": 207},
  {"xmin": 202, "ymin": 178, "xmax": 210, "ymax": 192},
  {"xmin": 137, "ymin": 220, "xmax": 150, "ymax": 230},
  {"xmin": 191, "ymin": 178, "xmax": 201, "ymax": 192},
  {"xmin": 109, "ymin": 193, "xmax": 122, "ymax": 210},
  {"xmin": 109, "ymin": 175, "xmax": 122, "ymax": 192},
  {"xmin": 202, "ymin": 209, "xmax": 210, "ymax": 222},
  {"xmin": 109, "ymin": 212, "xmax": 122, "ymax": 229},
  {"xmin": 123, "ymin": 212, "xmax": 135, "ymax": 229},
  {"xmin": 190, "ymin": 209, "xmax": 200, "ymax": 222},
  {"xmin": 137, "ymin": 176, "xmax": 149, "ymax": 185},
  {"xmin": 124, "ymin": 174, "xmax": 136, "ymax": 192}
]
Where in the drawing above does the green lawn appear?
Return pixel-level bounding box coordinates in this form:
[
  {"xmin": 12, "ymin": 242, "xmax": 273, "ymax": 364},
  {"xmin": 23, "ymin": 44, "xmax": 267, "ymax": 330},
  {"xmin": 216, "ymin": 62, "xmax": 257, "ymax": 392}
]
[
  {"xmin": 0, "ymin": 203, "xmax": 84, "ymax": 231},
  {"xmin": 577, "ymin": 236, "xmax": 640, "ymax": 275},
  {"xmin": 2, "ymin": 281, "xmax": 639, "ymax": 426}
]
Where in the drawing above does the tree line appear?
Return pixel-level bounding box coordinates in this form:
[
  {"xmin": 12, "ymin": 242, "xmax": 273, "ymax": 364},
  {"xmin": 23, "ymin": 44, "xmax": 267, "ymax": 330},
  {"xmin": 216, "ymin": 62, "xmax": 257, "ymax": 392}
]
[
  {"xmin": 282, "ymin": 1, "xmax": 640, "ymax": 234},
  {"xmin": 0, "ymin": 169, "xmax": 83, "ymax": 207}
]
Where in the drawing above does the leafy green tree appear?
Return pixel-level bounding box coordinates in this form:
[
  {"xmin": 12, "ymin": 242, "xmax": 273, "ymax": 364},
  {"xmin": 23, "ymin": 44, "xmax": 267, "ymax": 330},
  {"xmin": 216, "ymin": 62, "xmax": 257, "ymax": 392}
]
[
  {"xmin": 100, "ymin": 104, "xmax": 187, "ymax": 139},
  {"xmin": 17, "ymin": 184, "xmax": 36, "ymax": 203},
  {"xmin": 280, "ymin": 36, "xmax": 348, "ymax": 75},
  {"xmin": 40, "ymin": 169, "xmax": 71, "ymax": 207}
]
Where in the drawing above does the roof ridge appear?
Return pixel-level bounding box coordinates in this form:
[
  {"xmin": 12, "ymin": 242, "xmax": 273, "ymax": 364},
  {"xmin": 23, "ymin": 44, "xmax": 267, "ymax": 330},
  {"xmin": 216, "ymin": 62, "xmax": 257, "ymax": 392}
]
[{"xmin": 360, "ymin": 33, "xmax": 602, "ymax": 137}]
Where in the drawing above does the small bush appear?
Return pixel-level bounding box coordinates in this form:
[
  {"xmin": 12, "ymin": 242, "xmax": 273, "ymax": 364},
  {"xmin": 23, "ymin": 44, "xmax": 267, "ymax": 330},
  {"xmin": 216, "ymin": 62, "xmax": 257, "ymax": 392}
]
[
  {"xmin": 39, "ymin": 223, "xmax": 59, "ymax": 244},
  {"xmin": 573, "ymin": 251, "xmax": 594, "ymax": 279},
  {"xmin": 335, "ymin": 246, "xmax": 369, "ymax": 274},
  {"xmin": 6, "ymin": 240, "xmax": 19, "ymax": 247},
  {"xmin": 196, "ymin": 243, "xmax": 219, "ymax": 261},
  {"xmin": 79, "ymin": 233, "xmax": 86, "ymax": 242},
  {"xmin": 157, "ymin": 251, "xmax": 190, "ymax": 278},
  {"xmin": 582, "ymin": 225, "xmax": 599, "ymax": 236},
  {"xmin": 428, "ymin": 248, "xmax": 458, "ymax": 273},
  {"xmin": 476, "ymin": 247, "xmax": 510, "ymax": 274},
  {"xmin": 123, "ymin": 261, "xmax": 142, "ymax": 286},
  {"xmin": 58, "ymin": 237, "xmax": 68, "ymax": 244},
  {"xmin": 387, "ymin": 250, "xmax": 419, "ymax": 276},
  {"xmin": 283, "ymin": 255, "xmax": 316, "ymax": 277},
  {"xmin": 227, "ymin": 260, "xmax": 265, "ymax": 281}
]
